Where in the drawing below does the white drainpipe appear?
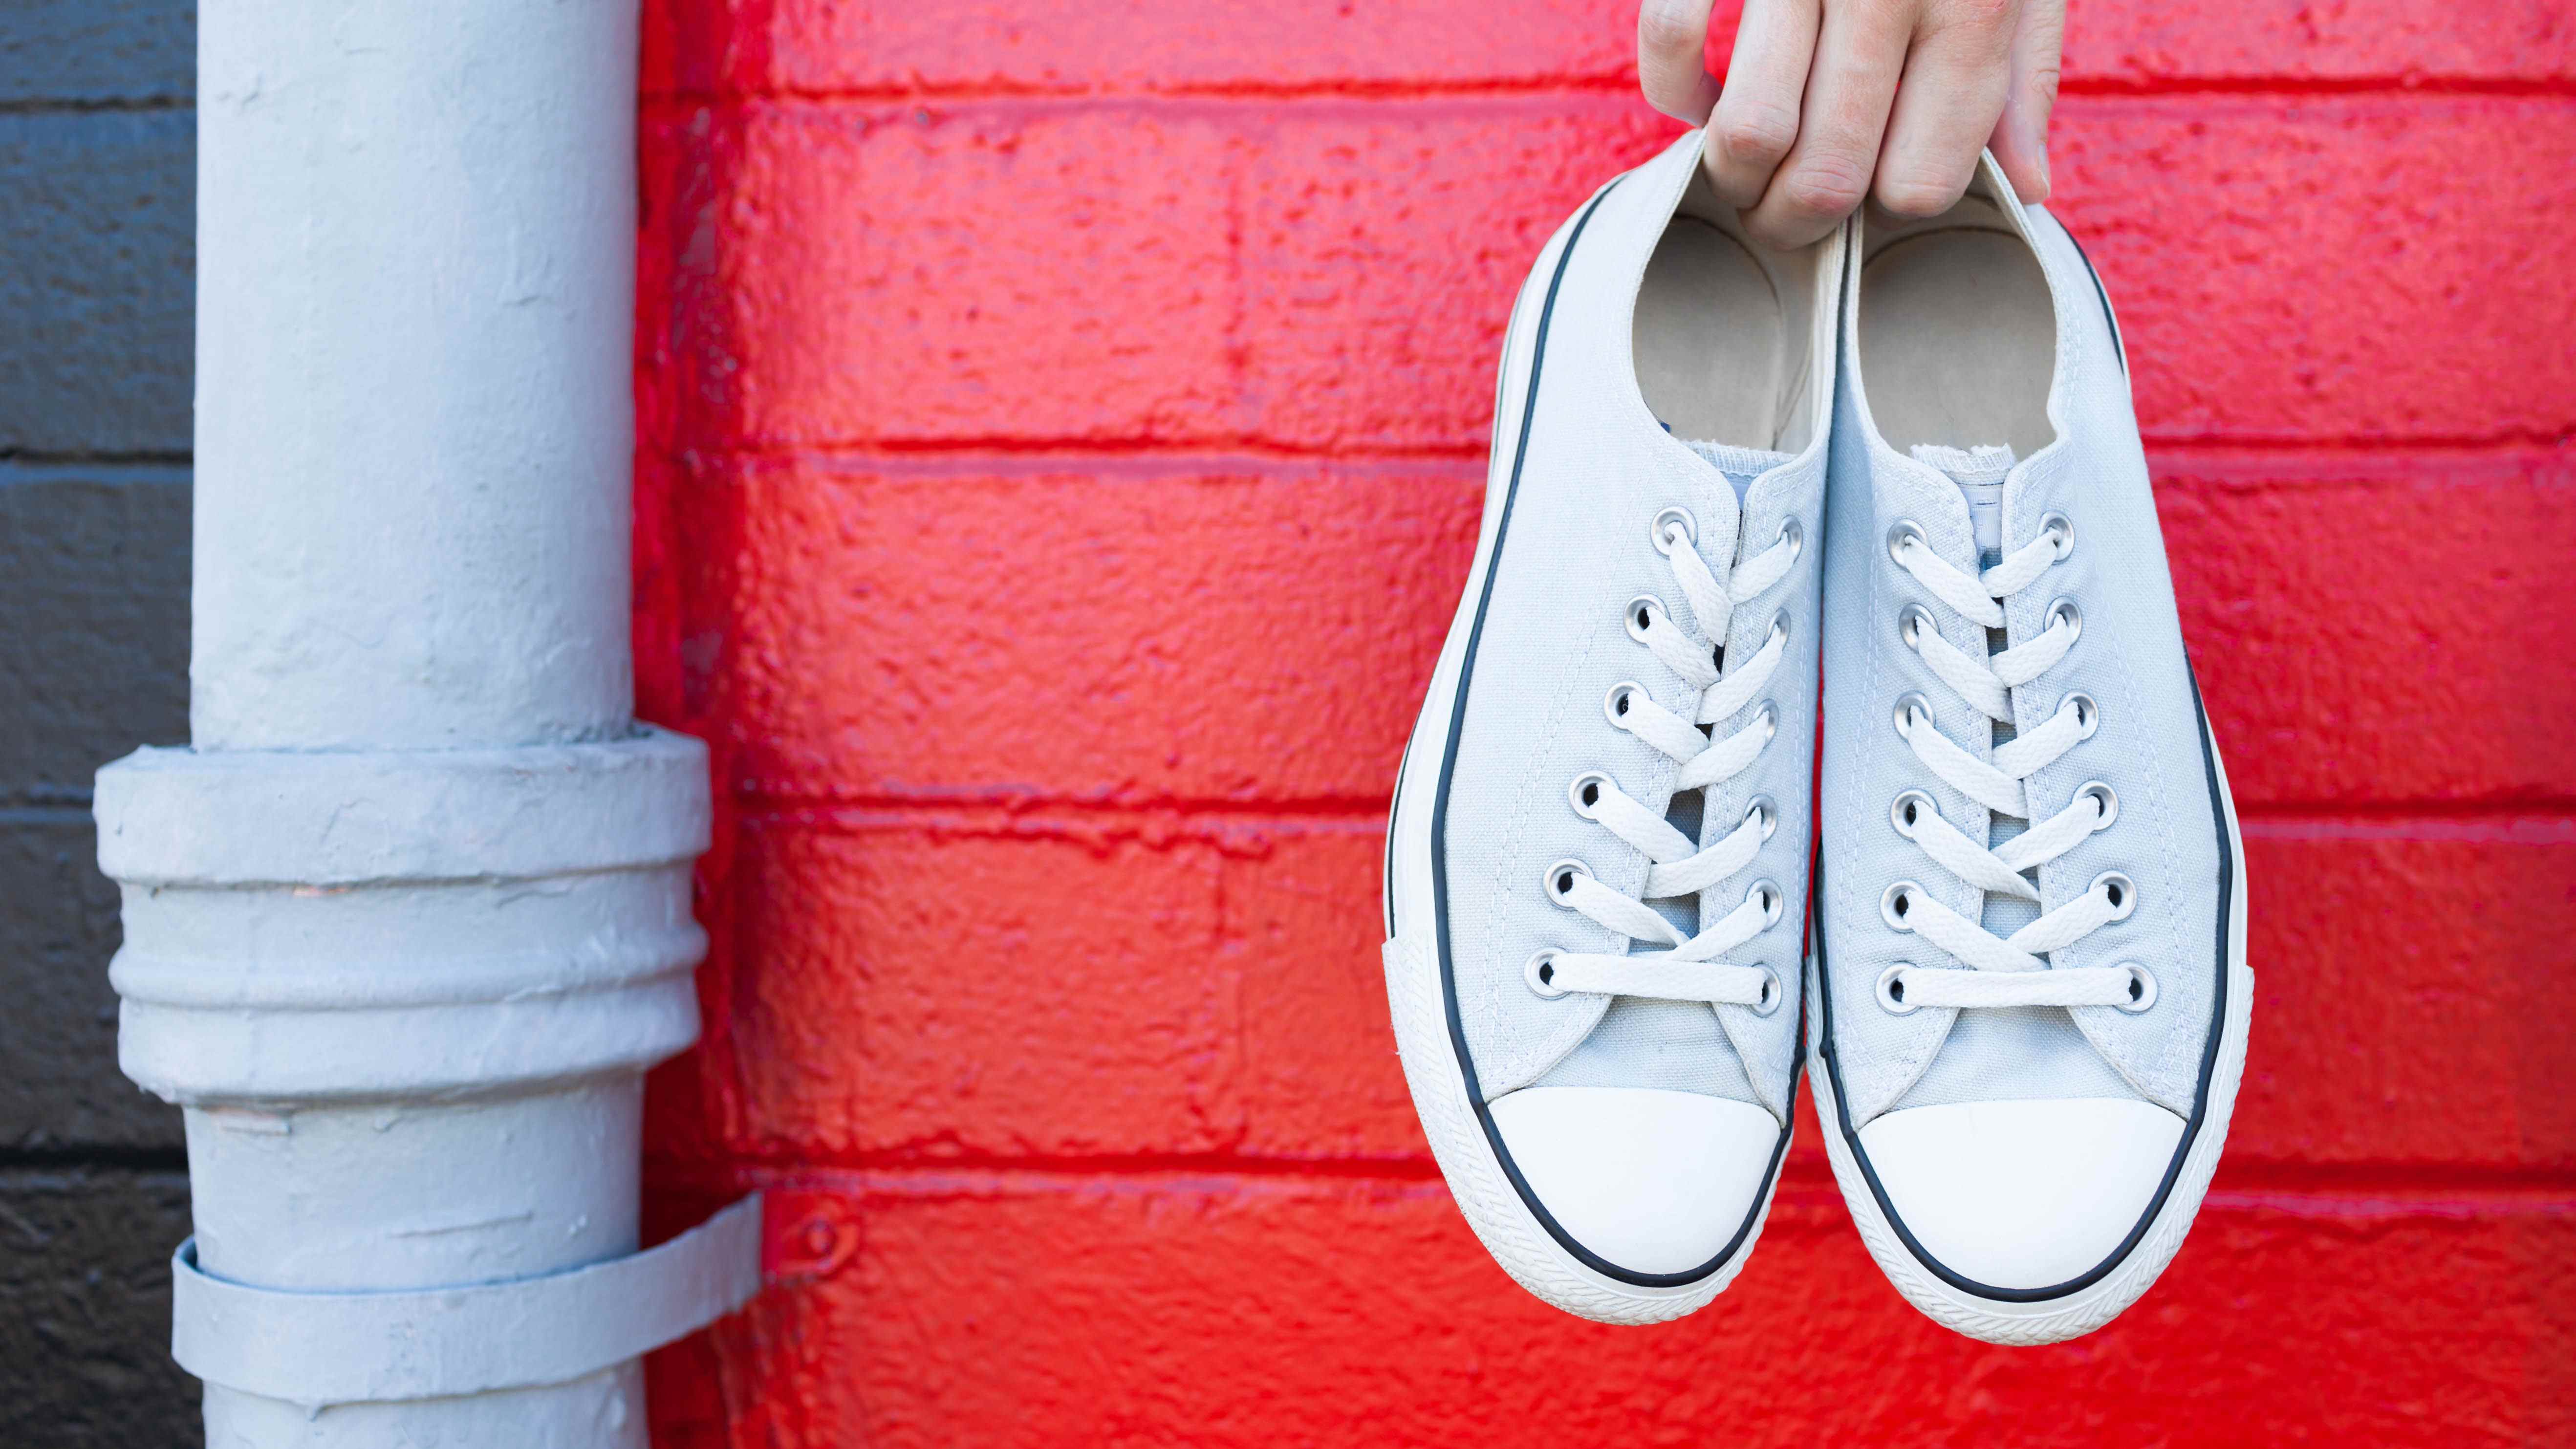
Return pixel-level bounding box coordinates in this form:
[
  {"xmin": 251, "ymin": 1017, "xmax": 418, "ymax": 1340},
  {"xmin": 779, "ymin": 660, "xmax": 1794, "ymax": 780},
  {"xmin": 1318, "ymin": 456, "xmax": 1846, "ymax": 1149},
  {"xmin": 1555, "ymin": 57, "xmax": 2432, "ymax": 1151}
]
[{"xmin": 92, "ymin": 1, "xmax": 757, "ymax": 1441}]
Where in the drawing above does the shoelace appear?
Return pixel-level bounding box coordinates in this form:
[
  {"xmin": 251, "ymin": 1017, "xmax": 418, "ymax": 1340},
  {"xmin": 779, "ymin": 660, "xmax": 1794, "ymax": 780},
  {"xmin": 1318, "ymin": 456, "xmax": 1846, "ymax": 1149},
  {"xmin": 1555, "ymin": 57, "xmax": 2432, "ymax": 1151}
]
[
  {"xmin": 1528, "ymin": 507, "xmax": 1798, "ymax": 1015},
  {"xmin": 1874, "ymin": 513, "xmax": 2152, "ymax": 1015}
]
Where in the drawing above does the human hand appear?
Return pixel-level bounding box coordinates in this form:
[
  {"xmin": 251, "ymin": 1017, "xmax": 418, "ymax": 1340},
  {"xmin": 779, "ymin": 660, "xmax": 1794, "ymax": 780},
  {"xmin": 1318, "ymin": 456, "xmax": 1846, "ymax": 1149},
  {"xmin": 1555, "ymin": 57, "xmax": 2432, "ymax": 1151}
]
[{"xmin": 1639, "ymin": 0, "xmax": 2064, "ymax": 248}]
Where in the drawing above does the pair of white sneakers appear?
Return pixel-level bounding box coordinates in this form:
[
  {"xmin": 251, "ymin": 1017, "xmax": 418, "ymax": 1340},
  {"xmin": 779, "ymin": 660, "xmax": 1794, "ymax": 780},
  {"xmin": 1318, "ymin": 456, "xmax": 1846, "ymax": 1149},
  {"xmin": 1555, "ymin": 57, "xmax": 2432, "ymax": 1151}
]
[{"xmin": 1381, "ymin": 130, "xmax": 2251, "ymax": 1344}]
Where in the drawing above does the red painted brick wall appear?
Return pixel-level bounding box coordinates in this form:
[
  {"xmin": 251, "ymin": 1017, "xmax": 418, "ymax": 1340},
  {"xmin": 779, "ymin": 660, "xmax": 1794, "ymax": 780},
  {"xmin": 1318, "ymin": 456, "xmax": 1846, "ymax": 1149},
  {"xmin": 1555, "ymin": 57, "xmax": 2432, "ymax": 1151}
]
[{"xmin": 630, "ymin": 3, "xmax": 2576, "ymax": 1442}]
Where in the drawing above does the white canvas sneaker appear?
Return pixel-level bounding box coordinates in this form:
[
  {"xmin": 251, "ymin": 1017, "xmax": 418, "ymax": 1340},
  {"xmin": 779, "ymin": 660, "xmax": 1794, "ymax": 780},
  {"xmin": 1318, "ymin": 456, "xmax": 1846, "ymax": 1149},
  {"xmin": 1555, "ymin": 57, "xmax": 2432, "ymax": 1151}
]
[
  {"xmin": 1381, "ymin": 130, "xmax": 1839, "ymax": 1324},
  {"xmin": 1812, "ymin": 154, "xmax": 2252, "ymax": 1345}
]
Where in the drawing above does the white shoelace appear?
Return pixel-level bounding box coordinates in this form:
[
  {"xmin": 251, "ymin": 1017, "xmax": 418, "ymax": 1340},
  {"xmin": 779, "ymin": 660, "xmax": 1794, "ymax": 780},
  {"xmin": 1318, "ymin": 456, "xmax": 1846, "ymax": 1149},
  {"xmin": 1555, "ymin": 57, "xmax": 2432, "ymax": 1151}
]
[
  {"xmin": 1875, "ymin": 516, "xmax": 2149, "ymax": 1014},
  {"xmin": 1529, "ymin": 508, "xmax": 1798, "ymax": 1014}
]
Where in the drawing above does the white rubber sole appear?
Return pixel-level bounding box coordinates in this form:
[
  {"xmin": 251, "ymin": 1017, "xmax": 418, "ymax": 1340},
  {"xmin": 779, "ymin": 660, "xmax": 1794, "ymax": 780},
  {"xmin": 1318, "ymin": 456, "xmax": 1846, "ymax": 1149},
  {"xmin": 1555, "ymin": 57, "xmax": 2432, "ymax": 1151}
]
[
  {"xmin": 1808, "ymin": 714, "xmax": 2253, "ymax": 1345},
  {"xmin": 1379, "ymin": 181, "xmax": 1785, "ymax": 1326}
]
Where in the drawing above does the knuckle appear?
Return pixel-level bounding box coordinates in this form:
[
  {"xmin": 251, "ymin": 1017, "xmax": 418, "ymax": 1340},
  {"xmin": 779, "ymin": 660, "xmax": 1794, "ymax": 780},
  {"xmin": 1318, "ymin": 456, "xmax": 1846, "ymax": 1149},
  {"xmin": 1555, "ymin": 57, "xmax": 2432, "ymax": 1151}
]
[
  {"xmin": 1714, "ymin": 101, "xmax": 1798, "ymax": 166},
  {"xmin": 1876, "ymin": 172, "xmax": 1963, "ymax": 216},
  {"xmin": 1778, "ymin": 154, "xmax": 1871, "ymax": 218}
]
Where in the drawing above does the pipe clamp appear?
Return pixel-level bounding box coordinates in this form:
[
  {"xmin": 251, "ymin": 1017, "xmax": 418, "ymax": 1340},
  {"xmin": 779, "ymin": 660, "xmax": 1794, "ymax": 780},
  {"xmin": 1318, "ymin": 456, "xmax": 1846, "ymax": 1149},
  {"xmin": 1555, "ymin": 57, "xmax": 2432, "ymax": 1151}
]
[{"xmin": 171, "ymin": 1194, "xmax": 763, "ymax": 1406}]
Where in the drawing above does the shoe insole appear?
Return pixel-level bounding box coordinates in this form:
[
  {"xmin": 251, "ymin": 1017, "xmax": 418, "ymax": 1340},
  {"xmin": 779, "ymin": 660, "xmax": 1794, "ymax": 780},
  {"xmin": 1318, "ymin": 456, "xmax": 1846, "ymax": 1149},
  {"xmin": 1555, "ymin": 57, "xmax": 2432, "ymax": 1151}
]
[
  {"xmin": 1859, "ymin": 216, "xmax": 2056, "ymax": 457},
  {"xmin": 1633, "ymin": 216, "xmax": 1800, "ymax": 450}
]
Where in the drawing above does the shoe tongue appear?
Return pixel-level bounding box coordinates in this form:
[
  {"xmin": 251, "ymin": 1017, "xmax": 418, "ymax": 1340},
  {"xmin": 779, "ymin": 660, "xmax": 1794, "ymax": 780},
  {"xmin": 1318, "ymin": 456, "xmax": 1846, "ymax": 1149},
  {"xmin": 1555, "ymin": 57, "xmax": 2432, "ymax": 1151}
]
[
  {"xmin": 1912, "ymin": 444, "xmax": 2016, "ymax": 561},
  {"xmin": 1677, "ymin": 437, "xmax": 1795, "ymax": 503}
]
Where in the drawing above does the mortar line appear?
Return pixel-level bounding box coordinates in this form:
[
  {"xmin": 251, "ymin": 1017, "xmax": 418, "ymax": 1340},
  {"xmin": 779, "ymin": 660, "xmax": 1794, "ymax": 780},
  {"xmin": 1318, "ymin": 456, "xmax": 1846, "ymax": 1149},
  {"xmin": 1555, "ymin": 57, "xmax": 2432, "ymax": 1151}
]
[{"xmin": 639, "ymin": 74, "xmax": 2576, "ymax": 109}]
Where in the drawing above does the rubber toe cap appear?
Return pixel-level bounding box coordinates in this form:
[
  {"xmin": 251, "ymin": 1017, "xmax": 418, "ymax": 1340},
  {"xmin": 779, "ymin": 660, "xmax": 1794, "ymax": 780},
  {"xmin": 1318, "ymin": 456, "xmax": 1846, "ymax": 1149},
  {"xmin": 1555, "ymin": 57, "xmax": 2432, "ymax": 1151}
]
[
  {"xmin": 1487, "ymin": 1086, "xmax": 1780, "ymax": 1278},
  {"xmin": 1858, "ymin": 1097, "xmax": 2187, "ymax": 1292}
]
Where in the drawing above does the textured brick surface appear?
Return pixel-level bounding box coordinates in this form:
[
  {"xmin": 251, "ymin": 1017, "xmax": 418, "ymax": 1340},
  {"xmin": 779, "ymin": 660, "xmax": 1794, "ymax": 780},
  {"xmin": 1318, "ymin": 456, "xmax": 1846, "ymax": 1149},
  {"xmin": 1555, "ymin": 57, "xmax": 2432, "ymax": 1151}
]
[
  {"xmin": 671, "ymin": 454, "xmax": 1471, "ymax": 806},
  {"xmin": 2051, "ymin": 99, "xmax": 2576, "ymax": 447},
  {"xmin": 0, "ymin": 470, "xmax": 194, "ymax": 800},
  {"xmin": 2162, "ymin": 450, "xmax": 2576, "ymax": 807},
  {"xmin": 641, "ymin": 0, "xmax": 2576, "ymax": 98},
  {"xmin": 638, "ymin": 99, "xmax": 1663, "ymax": 453},
  {"xmin": 2234, "ymin": 823, "xmax": 2576, "ymax": 1172},
  {"xmin": 669, "ymin": 822, "xmax": 2576, "ymax": 1174},
  {"xmin": 645, "ymin": 1176, "xmax": 2576, "ymax": 1449},
  {"xmin": 0, "ymin": 114, "xmax": 194, "ymax": 455},
  {"xmin": 645, "ymin": 0, "xmax": 1645, "ymax": 99},
  {"xmin": 659, "ymin": 451, "xmax": 2574, "ymax": 810},
  {"xmin": 0, "ymin": 0, "xmax": 194, "ymax": 105},
  {"xmin": 0, "ymin": 0, "xmax": 200, "ymax": 1436},
  {"xmin": 0, "ymin": 1170, "xmax": 199, "ymax": 1449},
  {"xmin": 0, "ymin": 815, "xmax": 181, "ymax": 1151},
  {"xmin": 2063, "ymin": 0, "xmax": 2576, "ymax": 85},
  {"xmin": 639, "ymin": 97, "xmax": 2576, "ymax": 454},
  {"xmin": 636, "ymin": 0, "xmax": 2576, "ymax": 1441},
  {"xmin": 704, "ymin": 818, "xmax": 1414, "ymax": 1164}
]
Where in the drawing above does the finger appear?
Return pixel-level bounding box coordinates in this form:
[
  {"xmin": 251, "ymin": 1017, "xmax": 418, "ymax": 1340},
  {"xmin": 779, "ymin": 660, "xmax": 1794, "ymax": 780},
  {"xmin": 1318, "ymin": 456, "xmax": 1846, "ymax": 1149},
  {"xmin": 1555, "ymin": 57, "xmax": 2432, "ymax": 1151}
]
[
  {"xmin": 1988, "ymin": 0, "xmax": 2063, "ymax": 201},
  {"xmin": 1745, "ymin": 0, "xmax": 1913, "ymax": 249},
  {"xmin": 1639, "ymin": 0, "xmax": 1723, "ymax": 124},
  {"xmin": 1873, "ymin": 0, "xmax": 2016, "ymax": 216},
  {"xmin": 1705, "ymin": 0, "xmax": 1823, "ymax": 209}
]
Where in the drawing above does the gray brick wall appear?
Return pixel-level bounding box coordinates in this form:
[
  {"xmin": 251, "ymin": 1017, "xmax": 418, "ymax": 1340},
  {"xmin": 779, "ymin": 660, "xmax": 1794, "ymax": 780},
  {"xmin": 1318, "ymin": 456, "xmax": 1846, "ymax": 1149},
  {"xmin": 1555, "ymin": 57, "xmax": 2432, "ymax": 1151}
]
[{"xmin": 2, "ymin": 0, "xmax": 202, "ymax": 1441}]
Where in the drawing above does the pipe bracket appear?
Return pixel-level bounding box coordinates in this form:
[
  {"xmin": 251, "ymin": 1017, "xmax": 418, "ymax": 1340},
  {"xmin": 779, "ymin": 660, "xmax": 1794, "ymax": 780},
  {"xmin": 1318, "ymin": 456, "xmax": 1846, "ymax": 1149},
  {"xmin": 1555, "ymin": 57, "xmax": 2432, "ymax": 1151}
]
[{"xmin": 171, "ymin": 1193, "xmax": 763, "ymax": 1406}]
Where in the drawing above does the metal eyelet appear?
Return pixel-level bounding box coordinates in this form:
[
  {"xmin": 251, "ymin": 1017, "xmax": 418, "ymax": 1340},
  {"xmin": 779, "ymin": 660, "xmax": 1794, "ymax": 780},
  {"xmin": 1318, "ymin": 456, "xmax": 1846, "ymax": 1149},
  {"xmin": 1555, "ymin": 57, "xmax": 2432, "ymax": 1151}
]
[
  {"xmin": 2091, "ymin": 870, "xmax": 2138, "ymax": 921},
  {"xmin": 1747, "ymin": 878, "xmax": 1784, "ymax": 927},
  {"xmin": 2040, "ymin": 511, "xmax": 2075, "ymax": 560},
  {"xmin": 1541, "ymin": 859, "xmax": 1593, "ymax": 907},
  {"xmin": 1889, "ymin": 789, "xmax": 1936, "ymax": 839},
  {"xmin": 1525, "ymin": 950, "xmax": 1570, "ymax": 999},
  {"xmin": 1886, "ymin": 519, "xmax": 1927, "ymax": 565},
  {"xmin": 1892, "ymin": 691, "xmax": 1931, "ymax": 739},
  {"xmin": 1567, "ymin": 772, "xmax": 1612, "ymax": 818},
  {"xmin": 1875, "ymin": 964, "xmax": 1920, "ymax": 1015},
  {"xmin": 1755, "ymin": 700, "xmax": 1779, "ymax": 742},
  {"xmin": 2116, "ymin": 963, "xmax": 2157, "ymax": 1013},
  {"xmin": 1624, "ymin": 595, "xmax": 1664, "ymax": 643},
  {"xmin": 2076, "ymin": 780, "xmax": 2119, "ymax": 831},
  {"xmin": 1765, "ymin": 611, "xmax": 1790, "ymax": 651},
  {"xmin": 1752, "ymin": 967, "xmax": 1784, "ymax": 1016},
  {"xmin": 1650, "ymin": 507, "xmax": 1696, "ymax": 556},
  {"xmin": 2046, "ymin": 596, "xmax": 2083, "ymax": 645},
  {"xmin": 1603, "ymin": 681, "xmax": 1646, "ymax": 729},
  {"xmin": 1776, "ymin": 519, "xmax": 1804, "ymax": 563},
  {"xmin": 1897, "ymin": 603, "xmax": 1936, "ymax": 650},
  {"xmin": 1746, "ymin": 796, "xmax": 1779, "ymax": 841},
  {"xmin": 2063, "ymin": 692, "xmax": 2100, "ymax": 739},
  {"xmin": 1881, "ymin": 880, "xmax": 1923, "ymax": 932}
]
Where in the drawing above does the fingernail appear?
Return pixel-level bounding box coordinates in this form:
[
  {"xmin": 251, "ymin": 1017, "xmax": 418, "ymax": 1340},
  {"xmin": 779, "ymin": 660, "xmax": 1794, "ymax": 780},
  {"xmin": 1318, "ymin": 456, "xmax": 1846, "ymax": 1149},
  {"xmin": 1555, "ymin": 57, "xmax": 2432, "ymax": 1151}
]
[{"xmin": 2024, "ymin": 131, "xmax": 2051, "ymax": 201}]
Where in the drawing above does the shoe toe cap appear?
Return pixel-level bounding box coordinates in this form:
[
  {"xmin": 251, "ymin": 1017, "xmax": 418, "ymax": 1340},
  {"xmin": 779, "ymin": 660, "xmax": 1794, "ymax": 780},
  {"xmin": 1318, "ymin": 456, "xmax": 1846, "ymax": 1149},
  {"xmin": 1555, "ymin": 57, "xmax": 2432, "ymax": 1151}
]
[
  {"xmin": 1857, "ymin": 1097, "xmax": 2187, "ymax": 1292},
  {"xmin": 1488, "ymin": 1086, "xmax": 1781, "ymax": 1278}
]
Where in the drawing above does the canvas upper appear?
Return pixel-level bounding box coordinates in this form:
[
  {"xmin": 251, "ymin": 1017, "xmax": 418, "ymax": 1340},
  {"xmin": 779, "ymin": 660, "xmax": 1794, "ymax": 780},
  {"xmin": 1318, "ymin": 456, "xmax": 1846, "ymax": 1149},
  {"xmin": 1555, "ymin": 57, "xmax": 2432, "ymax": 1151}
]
[
  {"xmin": 1813, "ymin": 155, "xmax": 2245, "ymax": 1316},
  {"xmin": 1388, "ymin": 130, "xmax": 1840, "ymax": 1290}
]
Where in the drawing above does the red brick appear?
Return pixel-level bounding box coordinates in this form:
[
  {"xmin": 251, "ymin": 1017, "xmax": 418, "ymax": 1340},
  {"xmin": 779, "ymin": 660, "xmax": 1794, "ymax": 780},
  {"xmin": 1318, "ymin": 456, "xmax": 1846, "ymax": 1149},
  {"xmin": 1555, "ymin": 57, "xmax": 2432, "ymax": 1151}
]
[
  {"xmin": 642, "ymin": 0, "xmax": 2576, "ymax": 101},
  {"xmin": 649, "ymin": 452, "xmax": 2575, "ymax": 810},
  {"xmin": 637, "ymin": 96, "xmax": 1666, "ymax": 451},
  {"xmin": 670, "ymin": 454, "xmax": 1472, "ymax": 806},
  {"xmin": 650, "ymin": 815, "xmax": 2576, "ymax": 1173},
  {"xmin": 689, "ymin": 819, "xmax": 1418, "ymax": 1164},
  {"xmin": 645, "ymin": 1173, "xmax": 2576, "ymax": 1448},
  {"xmin": 645, "ymin": 0, "xmax": 1646, "ymax": 100},
  {"xmin": 2052, "ymin": 98, "xmax": 2576, "ymax": 446},
  {"xmin": 2165, "ymin": 448, "xmax": 2576, "ymax": 807},
  {"xmin": 2064, "ymin": 1, "xmax": 2576, "ymax": 86},
  {"xmin": 2234, "ymin": 822, "xmax": 2576, "ymax": 1173},
  {"xmin": 641, "ymin": 97, "xmax": 2576, "ymax": 453}
]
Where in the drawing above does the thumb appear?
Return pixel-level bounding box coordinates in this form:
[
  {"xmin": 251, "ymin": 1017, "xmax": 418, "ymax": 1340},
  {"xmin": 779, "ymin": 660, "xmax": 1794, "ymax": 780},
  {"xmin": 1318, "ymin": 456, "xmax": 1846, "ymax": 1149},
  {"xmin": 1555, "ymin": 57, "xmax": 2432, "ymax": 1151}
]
[{"xmin": 1991, "ymin": 0, "xmax": 2064, "ymax": 202}]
